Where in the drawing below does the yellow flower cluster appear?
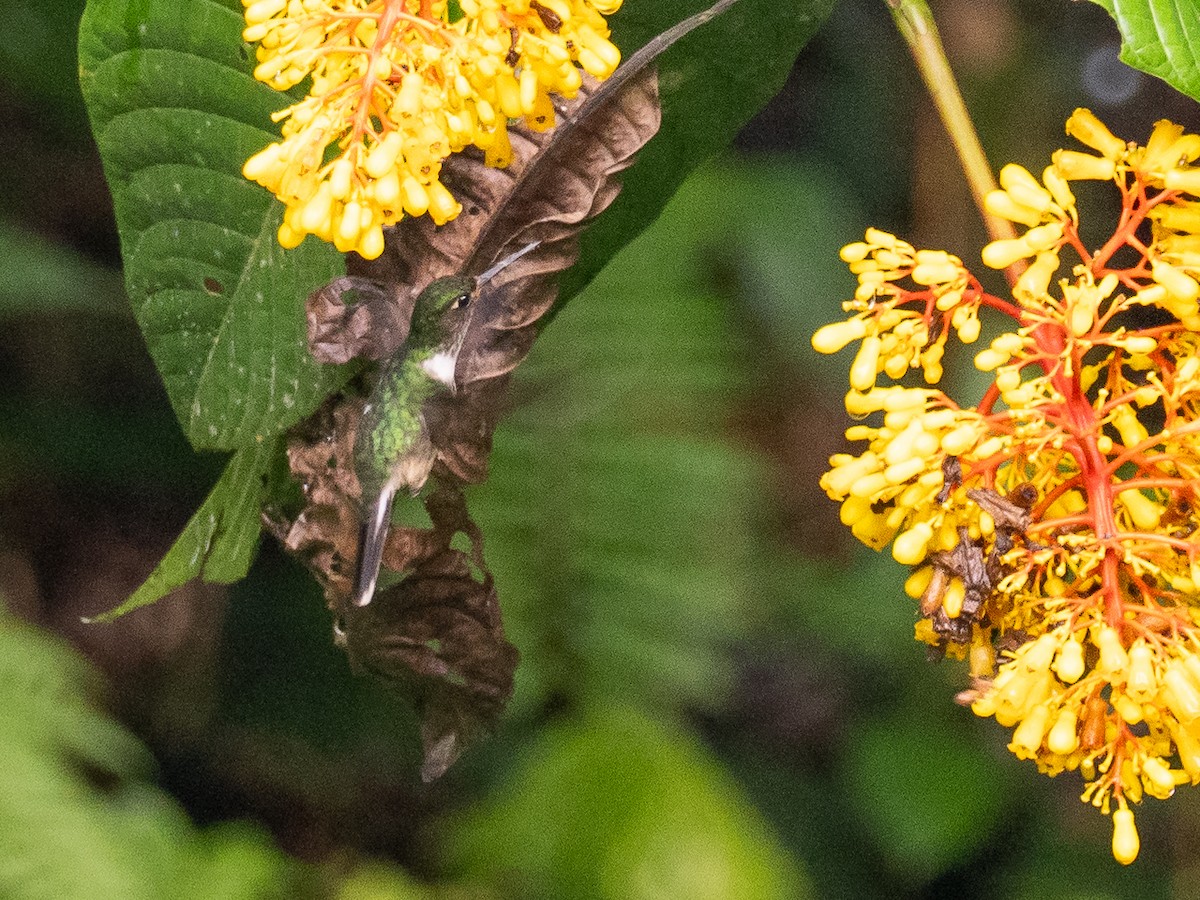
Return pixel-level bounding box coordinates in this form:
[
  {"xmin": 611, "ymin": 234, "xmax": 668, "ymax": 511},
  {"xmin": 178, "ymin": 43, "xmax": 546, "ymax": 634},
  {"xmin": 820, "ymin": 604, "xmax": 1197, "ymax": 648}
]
[
  {"xmin": 241, "ymin": 0, "xmax": 622, "ymax": 258},
  {"xmin": 815, "ymin": 111, "xmax": 1200, "ymax": 864}
]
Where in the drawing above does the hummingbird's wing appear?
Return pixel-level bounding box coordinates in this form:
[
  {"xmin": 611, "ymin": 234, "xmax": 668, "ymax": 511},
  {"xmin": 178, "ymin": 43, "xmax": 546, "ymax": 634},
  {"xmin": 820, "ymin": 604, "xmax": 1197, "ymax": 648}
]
[{"xmin": 352, "ymin": 418, "xmax": 437, "ymax": 607}]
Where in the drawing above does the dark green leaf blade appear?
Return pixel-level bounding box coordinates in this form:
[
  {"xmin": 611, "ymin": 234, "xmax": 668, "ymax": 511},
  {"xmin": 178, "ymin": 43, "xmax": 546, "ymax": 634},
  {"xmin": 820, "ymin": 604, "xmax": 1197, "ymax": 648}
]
[
  {"xmin": 1089, "ymin": 0, "xmax": 1200, "ymax": 102},
  {"xmin": 78, "ymin": 0, "xmax": 346, "ymax": 450},
  {"xmin": 85, "ymin": 439, "xmax": 277, "ymax": 622}
]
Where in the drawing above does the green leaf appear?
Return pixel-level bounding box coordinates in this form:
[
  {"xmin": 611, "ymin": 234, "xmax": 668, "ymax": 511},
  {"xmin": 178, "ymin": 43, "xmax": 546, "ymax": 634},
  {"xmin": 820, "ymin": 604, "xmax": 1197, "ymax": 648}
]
[
  {"xmin": 78, "ymin": 0, "xmax": 346, "ymax": 450},
  {"xmin": 0, "ymin": 609, "xmax": 306, "ymax": 899},
  {"xmin": 86, "ymin": 438, "xmax": 277, "ymax": 622},
  {"xmin": 444, "ymin": 705, "xmax": 810, "ymax": 900},
  {"xmin": 1089, "ymin": 0, "xmax": 1200, "ymax": 102}
]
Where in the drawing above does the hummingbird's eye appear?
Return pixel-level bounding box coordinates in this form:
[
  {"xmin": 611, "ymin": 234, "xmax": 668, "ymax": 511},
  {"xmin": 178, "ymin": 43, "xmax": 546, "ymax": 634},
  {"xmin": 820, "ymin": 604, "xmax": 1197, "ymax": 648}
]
[{"xmin": 451, "ymin": 293, "xmax": 471, "ymax": 310}]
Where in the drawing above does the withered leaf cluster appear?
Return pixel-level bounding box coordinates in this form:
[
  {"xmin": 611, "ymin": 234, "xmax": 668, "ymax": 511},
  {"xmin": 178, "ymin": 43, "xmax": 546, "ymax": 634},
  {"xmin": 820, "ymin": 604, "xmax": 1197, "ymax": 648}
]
[
  {"xmin": 921, "ymin": 482, "xmax": 1034, "ymax": 650},
  {"xmin": 273, "ymin": 62, "xmax": 664, "ymax": 776}
]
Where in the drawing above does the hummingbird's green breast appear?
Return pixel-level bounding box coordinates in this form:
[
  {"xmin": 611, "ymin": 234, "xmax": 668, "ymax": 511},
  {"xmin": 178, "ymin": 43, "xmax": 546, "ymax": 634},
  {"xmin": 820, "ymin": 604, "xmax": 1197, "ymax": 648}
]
[{"xmin": 354, "ymin": 346, "xmax": 441, "ymax": 500}]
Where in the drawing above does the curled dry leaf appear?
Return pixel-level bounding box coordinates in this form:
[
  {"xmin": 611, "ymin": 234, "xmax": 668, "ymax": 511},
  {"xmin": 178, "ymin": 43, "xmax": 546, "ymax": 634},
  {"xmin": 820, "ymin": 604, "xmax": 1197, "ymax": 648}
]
[
  {"xmin": 340, "ymin": 549, "xmax": 518, "ymax": 782},
  {"xmin": 269, "ymin": 398, "xmax": 515, "ymax": 780}
]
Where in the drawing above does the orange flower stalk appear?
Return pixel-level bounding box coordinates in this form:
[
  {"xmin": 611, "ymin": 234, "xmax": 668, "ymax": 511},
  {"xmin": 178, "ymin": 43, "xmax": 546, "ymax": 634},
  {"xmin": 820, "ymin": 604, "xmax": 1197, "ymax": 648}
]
[{"xmin": 814, "ymin": 110, "xmax": 1200, "ymax": 865}]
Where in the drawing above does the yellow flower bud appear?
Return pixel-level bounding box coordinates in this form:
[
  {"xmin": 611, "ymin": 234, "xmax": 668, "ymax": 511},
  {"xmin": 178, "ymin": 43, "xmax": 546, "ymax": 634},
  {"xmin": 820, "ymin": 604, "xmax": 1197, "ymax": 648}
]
[
  {"xmin": 1011, "ymin": 703, "xmax": 1051, "ymax": 759},
  {"xmin": 1065, "ymin": 108, "xmax": 1126, "ymax": 160},
  {"xmin": 298, "ymin": 182, "xmax": 334, "ymax": 233},
  {"xmin": 1152, "ymin": 259, "xmax": 1200, "ymax": 301},
  {"xmin": 812, "ymin": 318, "xmax": 868, "ymax": 354},
  {"xmin": 999, "ymin": 163, "xmax": 1055, "ymax": 213},
  {"xmin": 893, "ymin": 521, "xmax": 934, "ymax": 565},
  {"xmin": 1142, "ymin": 119, "xmax": 1196, "ymax": 175},
  {"xmin": 1111, "ymin": 807, "xmax": 1139, "ymax": 865},
  {"xmin": 1042, "ymin": 165, "xmax": 1076, "ymax": 210},
  {"xmin": 1114, "ymin": 692, "xmax": 1144, "ymax": 725},
  {"xmin": 1024, "ymin": 222, "xmax": 1065, "ymax": 251},
  {"xmin": 1121, "ymin": 335, "xmax": 1159, "ymax": 356},
  {"xmin": 1151, "ymin": 202, "xmax": 1200, "ymax": 232},
  {"xmin": 364, "ymin": 131, "xmax": 403, "ymax": 179},
  {"xmin": 1165, "ymin": 168, "xmax": 1200, "ymax": 195},
  {"xmin": 940, "ymin": 423, "xmax": 979, "ymax": 456},
  {"xmin": 984, "ymin": 189, "xmax": 1044, "ymax": 227},
  {"xmin": 427, "ymin": 180, "xmax": 462, "ymax": 225},
  {"xmin": 840, "ymin": 242, "xmax": 869, "ymax": 263},
  {"xmin": 1173, "ymin": 722, "xmax": 1200, "ymax": 782},
  {"xmin": 1095, "ymin": 626, "xmax": 1129, "ymax": 679},
  {"xmin": 850, "ymin": 335, "xmax": 882, "ymax": 392},
  {"xmin": 1053, "ymin": 149, "xmax": 1117, "ymax": 181},
  {"xmin": 1047, "ymin": 708, "xmax": 1079, "ymax": 755},
  {"xmin": 1023, "ymin": 634, "xmax": 1058, "ymax": 674},
  {"xmin": 941, "ymin": 577, "xmax": 965, "ymax": 618},
  {"xmin": 1118, "ymin": 488, "xmax": 1162, "ymax": 531},
  {"xmin": 329, "ymin": 157, "xmax": 354, "ymax": 201},
  {"xmin": 277, "ymin": 220, "xmax": 304, "ymax": 249},
  {"xmin": 1111, "ymin": 405, "xmax": 1150, "ymax": 449},
  {"xmin": 358, "ymin": 224, "xmax": 385, "ymax": 261},
  {"xmin": 1141, "ymin": 755, "xmax": 1177, "ymax": 799},
  {"xmin": 1164, "ymin": 663, "xmax": 1200, "ymax": 722},
  {"xmin": 911, "ymin": 251, "xmax": 962, "ymax": 285},
  {"xmin": 982, "ymin": 237, "xmax": 1034, "ymax": 270},
  {"xmin": 904, "ymin": 565, "xmax": 933, "ymax": 598},
  {"xmin": 1014, "ymin": 252, "xmax": 1060, "ymax": 302},
  {"xmin": 1054, "ymin": 638, "xmax": 1085, "ymax": 683}
]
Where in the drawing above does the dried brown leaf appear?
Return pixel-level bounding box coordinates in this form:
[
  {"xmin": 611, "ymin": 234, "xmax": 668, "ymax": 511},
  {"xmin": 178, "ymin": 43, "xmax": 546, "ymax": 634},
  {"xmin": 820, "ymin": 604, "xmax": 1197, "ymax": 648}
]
[
  {"xmin": 268, "ymin": 398, "xmax": 485, "ymax": 604},
  {"xmin": 340, "ymin": 549, "xmax": 518, "ymax": 781}
]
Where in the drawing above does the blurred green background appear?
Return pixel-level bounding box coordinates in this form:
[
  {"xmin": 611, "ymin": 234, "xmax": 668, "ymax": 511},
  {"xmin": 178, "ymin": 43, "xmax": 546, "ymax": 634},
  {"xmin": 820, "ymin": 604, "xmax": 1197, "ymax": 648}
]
[{"xmin": 4, "ymin": 0, "xmax": 1200, "ymax": 897}]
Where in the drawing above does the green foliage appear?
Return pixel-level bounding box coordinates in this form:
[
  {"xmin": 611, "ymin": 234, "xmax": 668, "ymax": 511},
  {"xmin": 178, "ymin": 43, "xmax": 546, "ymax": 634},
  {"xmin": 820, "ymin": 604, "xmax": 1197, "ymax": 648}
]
[
  {"xmin": 0, "ymin": 219, "xmax": 125, "ymax": 315},
  {"xmin": 842, "ymin": 713, "xmax": 1011, "ymax": 885},
  {"xmin": 473, "ymin": 162, "xmax": 771, "ymax": 715},
  {"xmin": 76, "ymin": 0, "xmax": 836, "ymax": 617},
  {"xmin": 87, "ymin": 438, "xmax": 279, "ymax": 622},
  {"xmin": 77, "ymin": 0, "xmax": 348, "ymax": 451},
  {"xmin": 0, "ymin": 609, "xmax": 303, "ymax": 899},
  {"xmin": 444, "ymin": 704, "xmax": 810, "ymax": 900},
  {"xmin": 1090, "ymin": 0, "xmax": 1200, "ymax": 102}
]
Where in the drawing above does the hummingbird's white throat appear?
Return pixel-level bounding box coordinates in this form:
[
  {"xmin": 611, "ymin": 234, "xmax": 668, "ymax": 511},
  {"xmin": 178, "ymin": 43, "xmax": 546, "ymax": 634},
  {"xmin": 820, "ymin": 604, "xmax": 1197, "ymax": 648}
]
[{"xmin": 421, "ymin": 350, "xmax": 459, "ymax": 388}]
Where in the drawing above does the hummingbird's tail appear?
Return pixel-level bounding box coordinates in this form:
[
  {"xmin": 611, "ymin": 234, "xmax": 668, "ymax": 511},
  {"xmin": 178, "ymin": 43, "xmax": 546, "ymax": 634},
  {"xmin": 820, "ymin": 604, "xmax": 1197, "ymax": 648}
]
[{"xmin": 352, "ymin": 483, "xmax": 397, "ymax": 607}]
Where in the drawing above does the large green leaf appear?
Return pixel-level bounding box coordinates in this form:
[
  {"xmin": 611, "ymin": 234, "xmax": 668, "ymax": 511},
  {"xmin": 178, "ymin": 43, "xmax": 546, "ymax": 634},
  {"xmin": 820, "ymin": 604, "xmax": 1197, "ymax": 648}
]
[
  {"xmin": 78, "ymin": 0, "xmax": 834, "ymax": 456},
  {"xmin": 78, "ymin": 0, "xmax": 346, "ymax": 451},
  {"xmin": 1090, "ymin": 0, "xmax": 1200, "ymax": 102},
  {"xmin": 86, "ymin": 438, "xmax": 277, "ymax": 621}
]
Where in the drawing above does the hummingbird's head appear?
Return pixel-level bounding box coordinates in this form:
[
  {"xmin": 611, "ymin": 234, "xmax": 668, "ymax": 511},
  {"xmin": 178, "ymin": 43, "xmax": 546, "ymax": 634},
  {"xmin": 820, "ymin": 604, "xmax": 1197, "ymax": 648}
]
[
  {"xmin": 412, "ymin": 275, "xmax": 477, "ymax": 389},
  {"xmin": 411, "ymin": 242, "xmax": 541, "ymax": 390}
]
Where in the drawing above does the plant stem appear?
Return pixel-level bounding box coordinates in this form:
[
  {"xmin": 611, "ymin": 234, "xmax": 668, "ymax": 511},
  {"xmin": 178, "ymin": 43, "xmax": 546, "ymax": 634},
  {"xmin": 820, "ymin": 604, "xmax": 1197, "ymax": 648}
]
[{"xmin": 886, "ymin": 0, "xmax": 1021, "ymax": 281}]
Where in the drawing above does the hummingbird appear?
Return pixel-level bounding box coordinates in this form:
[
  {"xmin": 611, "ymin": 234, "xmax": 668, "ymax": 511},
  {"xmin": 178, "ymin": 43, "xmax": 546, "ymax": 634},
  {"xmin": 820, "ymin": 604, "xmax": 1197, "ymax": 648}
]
[{"xmin": 351, "ymin": 242, "xmax": 539, "ymax": 608}]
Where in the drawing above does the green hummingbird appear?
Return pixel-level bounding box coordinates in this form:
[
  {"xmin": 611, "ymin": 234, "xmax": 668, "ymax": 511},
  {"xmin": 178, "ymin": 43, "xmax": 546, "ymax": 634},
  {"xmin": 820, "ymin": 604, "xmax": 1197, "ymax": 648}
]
[{"xmin": 351, "ymin": 242, "xmax": 539, "ymax": 607}]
